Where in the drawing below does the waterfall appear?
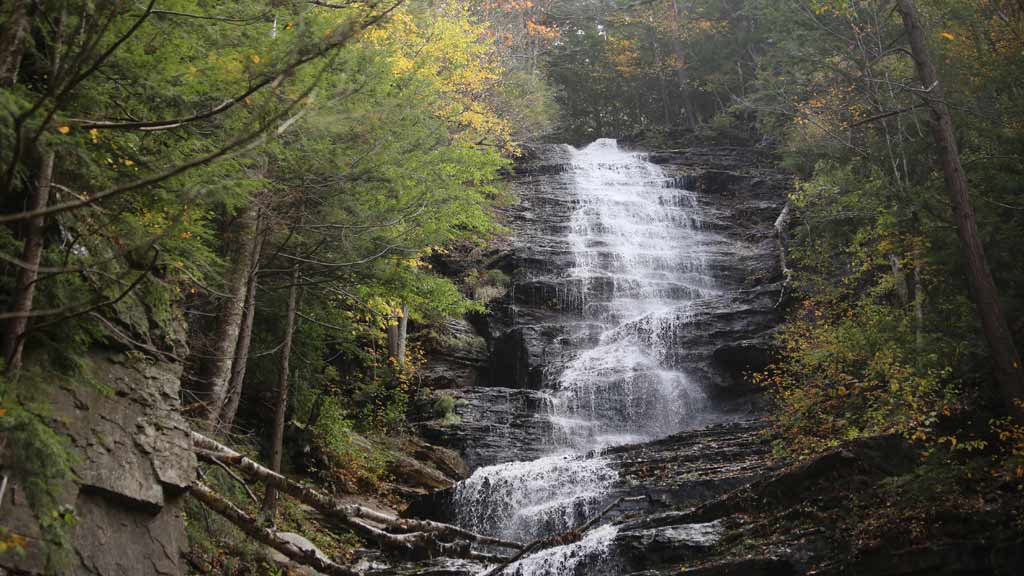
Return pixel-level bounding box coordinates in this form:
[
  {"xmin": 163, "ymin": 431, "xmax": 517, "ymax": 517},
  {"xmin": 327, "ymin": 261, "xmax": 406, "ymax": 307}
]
[{"xmin": 454, "ymin": 139, "xmax": 718, "ymax": 573}]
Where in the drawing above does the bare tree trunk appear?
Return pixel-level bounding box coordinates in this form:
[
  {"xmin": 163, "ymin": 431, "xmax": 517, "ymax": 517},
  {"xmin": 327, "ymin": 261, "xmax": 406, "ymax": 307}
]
[
  {"xmin": 218, "ymin": 222, "xmax": 265, "ymax": 431},
  {"xmin": 386, "ymin": 304, "xmax": 408, "ymax": 369},
  {"xmin": 396, "ymin": 304, "xmax": 408, "ymax": 368},
  {"xmin": 890, "ymin": 254, "xmax": 909, "ymax": 306},
  {"xmin": 897, "ymin": 0, "xmax": 1024, "ymax": 422},
  {"xmin": 261, "ymin": 265, "xmax": 300, "ymax": 519},
  {"xmin": 194, "ymin": 202, "xmax": 258, "ymax": 428},
  {"xmin": 0, "ymin": 0, "xmax": 31, "ymax": 87},
  {"xmin": 2, "ymin": 151, "xmax": 55, "ymax": 372}
]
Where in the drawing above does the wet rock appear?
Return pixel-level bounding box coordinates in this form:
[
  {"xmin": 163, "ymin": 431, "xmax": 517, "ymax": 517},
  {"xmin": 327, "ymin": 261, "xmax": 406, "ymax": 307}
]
[
  {"xmin": 604, "ymin": 419, "xmax": 774, "ymax": 513},
  {"xmin": 813, "ymin": 542, "xmax": 1019, "ymax": 576},
  {"xmin": 711, "ymin": 340, "xmax": 774, "ymax": 394},
  {"xmin": 367, "ymin": 558, "xmax": 490, "ymax": 576},
  {"xmin": 628, "ymin": 557, "xmax": 795, "ymax": 576},
  {"xmin": 417, "ymin": 387, "xmax": 558, "ymax": 469},
  {"xmin": 397, "ymin": 436, "xmax": 468, "ymax": 481},
  {"xmin": 385, "ymin": 438, "xmax": 467, "ymax": 497},
  {"xmin": 614, "ymin": 520, "xmax": 725, "ymax": 565}
]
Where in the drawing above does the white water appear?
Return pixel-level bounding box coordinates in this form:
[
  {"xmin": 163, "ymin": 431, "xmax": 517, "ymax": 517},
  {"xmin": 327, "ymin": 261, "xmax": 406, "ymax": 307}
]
[
  {"xmin": 455, "ymin": 140, "xmax": 718, "ymax": 573},
  {"xmin": 500, "ymin": 525, "xmax": 619, "ymax": 576}
]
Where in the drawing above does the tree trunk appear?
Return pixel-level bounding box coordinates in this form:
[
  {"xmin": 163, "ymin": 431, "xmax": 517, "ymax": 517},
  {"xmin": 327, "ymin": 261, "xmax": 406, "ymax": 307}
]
[
  {"xmin": 194, "ymin": 202, "xmax": 258, "ymax": 428},
  {"xmin": 218, "ymin": 223, "xmax": 265, "ymax": 431},
  {"xmin": 914, "ymin": 251, "xmax": 925, "ymax": 354},
  {"xmin": 890, "ymin": 254, "xmax": 909, "ymax": 306},
  {"xmin": 896, "ymin": 0, "xmax": 1024, "ymax": 422},
  {"xmin": 396, "ymin": 304, "xmax": 408, "ymax": 368},
  {"xmin": 2, "ymin": 150, "xmax": 55, "ymax": 372},
  {"xmin": 261, "ymin": 265, "xmax": 300, "ymax": 519},
  {"xmin": 0, "ymin": 0, "xmax": 31, "ymax": 87},
  {"xmin": 669, "ymin": 0, "xmax": 699, "ymax": 128},
  {"xmin": 386, "ymin": 304, "xmax": 408, "ymax": 369}
]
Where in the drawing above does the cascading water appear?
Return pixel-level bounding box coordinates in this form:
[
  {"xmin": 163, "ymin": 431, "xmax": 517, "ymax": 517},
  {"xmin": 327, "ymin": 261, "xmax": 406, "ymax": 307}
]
[{"xmin": 453, "ymin": 139, "xmax": 720, "ymax": 573}]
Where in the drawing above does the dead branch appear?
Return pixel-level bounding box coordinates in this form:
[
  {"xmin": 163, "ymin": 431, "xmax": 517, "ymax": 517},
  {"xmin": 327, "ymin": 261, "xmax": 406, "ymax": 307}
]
[
  {"xmin": 848, "ymin": 103, "xmax": 927, "ymax": 128},
  {"xmin": 189, "ymin": 481, "xmax": 358, "ymax": 576},
  {"xmin": 190, "ymin": 432, "xmax": 524, "ymax": 558},
  {"xmin": 195, "ymin": 449, "xmax": 259, "ymax": 505}
]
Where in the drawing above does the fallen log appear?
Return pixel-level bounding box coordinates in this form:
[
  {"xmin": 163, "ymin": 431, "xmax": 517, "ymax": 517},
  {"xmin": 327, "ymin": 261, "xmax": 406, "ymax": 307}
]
[
  {"xmin": 191, "ymin": 431, "xmax": 522, "ymax": 558},
  {"xmin": 190, "ymin": 480, "xmax": 358, "ymax": 576}
]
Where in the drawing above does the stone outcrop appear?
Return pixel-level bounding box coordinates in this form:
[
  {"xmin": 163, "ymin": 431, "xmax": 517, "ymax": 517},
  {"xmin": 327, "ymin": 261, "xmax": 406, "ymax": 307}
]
[
  {"xmin": 417, "ymin": 319, "xmax": 490, "ymax": 391},
  {"xmin": 416, "ymin": 387, "xmax": 558, "ymax": 470},
  {"xmin": 1, "ymin": 299, "xmax": 195, "ymax": 576},
  {"xmin": 605, "ymin": 434, "xmax": 1023, "ymax": 576}
]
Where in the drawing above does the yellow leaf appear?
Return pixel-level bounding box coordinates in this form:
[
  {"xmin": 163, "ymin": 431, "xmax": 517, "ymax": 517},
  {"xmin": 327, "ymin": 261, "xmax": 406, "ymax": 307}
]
[
  {"xmin": 940, "ymin": 32, "xmax": 956, "ymax": 40},
  {"xmin": 0, "ymin": 407, "xmax": 7, "ymax": 417},
  {"xmin": 250, "ymin": 54, "xmax": 261, "ymax": 64},
  {"xmin": 57, "ymin": 126, "xmax": 71, "ymax": 134},
  {"xmin": 89, "ymin": 128, "xmax": 100, "ymax": 143}
]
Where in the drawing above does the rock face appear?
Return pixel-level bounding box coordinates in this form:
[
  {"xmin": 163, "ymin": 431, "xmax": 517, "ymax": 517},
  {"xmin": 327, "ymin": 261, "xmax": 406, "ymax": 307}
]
[
  {"xmin": 417, "ymin": 387, "xmax": 559, "ymax": 470},
  {"xmin": 417, "ymin": 319, "xmax": 490, "ymax": 391},
  {"xmin": 1, "ymin": 318, "xmax": 195, "ymax": 575},
  {"xmin": 422, "ymin": 142, "xmax": 790, "ymax": 468},
  {"xmin": 604, "ymin": 419, "xmax": 774, "ymax": 511}
]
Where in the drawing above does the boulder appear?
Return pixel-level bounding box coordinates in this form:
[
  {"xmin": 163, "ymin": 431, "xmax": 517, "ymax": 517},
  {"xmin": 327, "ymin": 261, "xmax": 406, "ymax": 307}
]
[{"xmin": 266, "ymin": 532, "xmax": 331, "ymax": 576}]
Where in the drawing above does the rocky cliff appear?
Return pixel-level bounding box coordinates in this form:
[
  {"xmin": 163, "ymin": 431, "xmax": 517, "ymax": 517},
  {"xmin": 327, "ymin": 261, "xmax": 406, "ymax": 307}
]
[{"xmin": 1, "ymin": 304, "xmax": 195, "ymax": 576}]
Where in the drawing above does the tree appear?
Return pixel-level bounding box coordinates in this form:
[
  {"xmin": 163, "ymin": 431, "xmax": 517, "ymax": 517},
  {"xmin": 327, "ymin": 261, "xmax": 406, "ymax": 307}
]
[
  {"xmin": 192, "ymin": 201, "xmax": 260, "ymax": 427},
  {"xmin": 261, "ymin": 265, "xmax": 301, "ymax": 520},
  {"xmin": 895, "ymin": 0, "xmax": 1024, "ymax": 423},
  {"xmin": 218, "ymin": 215, "xmax": 266, "ymax": 431}
]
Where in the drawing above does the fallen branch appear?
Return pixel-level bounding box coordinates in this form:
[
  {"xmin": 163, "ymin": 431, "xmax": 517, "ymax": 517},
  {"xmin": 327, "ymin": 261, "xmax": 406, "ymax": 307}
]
[
  {"xmin": 190, "ymin": 432, "xmax": 523, "ymax": 557},
  {"xmin": 847, "ymin": 103, "xmax": 927, "ymax": 128},
  {"xmin": 481, "ymin": 495, "xmax": 646, "ymax": 576},
  {"xmin": 190, "ymin": 481, "xmax": 358, "ymax": 576},
  {"xmin": 195, "ymin": 448, "xmax": 258, "ymax": 504}
]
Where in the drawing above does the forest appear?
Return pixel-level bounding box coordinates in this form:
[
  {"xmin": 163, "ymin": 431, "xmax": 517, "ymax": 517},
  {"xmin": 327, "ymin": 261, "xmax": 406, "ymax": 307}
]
[{"xmin": 0, "ymin": 1, "xmax": 1022, "ymax": 575}]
